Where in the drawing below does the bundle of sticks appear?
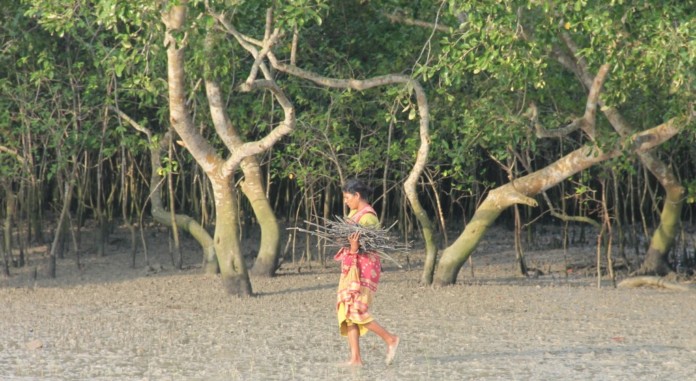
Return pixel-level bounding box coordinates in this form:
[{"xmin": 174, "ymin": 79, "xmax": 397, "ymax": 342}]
[{"xmin": 289, "ymin": 217, "xmax": 411, "ymax": 267}]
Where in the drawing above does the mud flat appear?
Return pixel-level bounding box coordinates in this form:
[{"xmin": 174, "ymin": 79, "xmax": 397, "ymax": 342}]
[{"xmin": 1, "ymin": 228, "xmax": 695, "ymax": 380}]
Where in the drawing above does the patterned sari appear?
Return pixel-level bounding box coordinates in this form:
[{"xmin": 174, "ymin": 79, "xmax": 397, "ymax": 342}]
[{"xmin": 335, "ymin": 205, "xmax": 382, "ymax": 336}]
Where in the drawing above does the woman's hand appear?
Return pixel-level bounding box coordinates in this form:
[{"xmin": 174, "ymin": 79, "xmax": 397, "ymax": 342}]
[{"xmin": 348, "ymin": 232, "xmax": 361, "ymax": 253}]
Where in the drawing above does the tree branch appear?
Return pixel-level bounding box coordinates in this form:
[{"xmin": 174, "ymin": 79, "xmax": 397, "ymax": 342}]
[
  {"xmin": 0, "ymin": 146, "xmax": 25, "ymax": 165},
  {"xmin": 290, "ymin": 25, "xmax": 299, "ymax": 65},
  {"xmin": 528, "ymin": 63, "xmax": 608, "ymax": 141},
  {"xmin": 541, "ymin": 192, "xmax": 601, "ymax": 228},
  {"xmin": 222, "ymin": 79, "xmax": 295, "ymax": 177},
  {"xmin": 205, "ymin": 79, "xmax": 241, "ymax": 151},
  {"xmin": 383, "ymin": 11, "xmax": 450, "ymax": 33},
  {"xmin": 108, "ymin": 105, "xmax": 152, "ymax": 142},
  {"xmin": 245, "ymin": 8, "xmax": 282, "ymax": 85},
  {"xmin": 527, "ymin": 102, "xmax": 583, "ymax": 138},
  {"xmin": 580, "ymin": 63, "xmax": 609, "ymax": 140},
  {"xmin": 164, "ymin": 3, "xmax": 220, "ymax": 173},
  {"xmin": 210, "ymin": 11, "xmax": 273, "ymax": 80}
]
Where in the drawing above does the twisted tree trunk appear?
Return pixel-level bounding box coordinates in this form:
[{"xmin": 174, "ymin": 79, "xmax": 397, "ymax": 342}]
[
  {"xmin": 164, "ymin": 4, "xmax": 295, "ymax": 295},
  {"xmin": 215, "ymin": 11, "xmax": 437, "ymax": 280},
  {"xmin": 555, "ymin": 34, "xmax": 687, "ymax": 275},
  {"xmin": 240, "ymin": 163, "xmax": 281, "ymax": 277},
  {"xmin": 211, "ymin": 177, "xmax": 253, "ymax": 295},
  {"xmin": 165, "ymin": 4, "xmax": 252, "ymax": 294},
  {"xmin": 433, "ymin": 119, "xmax": 684, "ymax": 286},
  {"xmin": 205, "ymin": 80, "xmax": 280, "ymax": 277},
  {"xmin": 110, "ymin": 107, "xmax": 218, "ymax": 274}
]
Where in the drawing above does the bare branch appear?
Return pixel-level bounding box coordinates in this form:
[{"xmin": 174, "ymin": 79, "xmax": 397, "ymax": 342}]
[
  {"xmin": 527, "ymin": 64, "xmax": 607, "ymax": 141},
  {"xmin": 108, "ymin": 105, "xmax": 152, "ymax": 142},
  {"xmin": 164, "ymin": 4, "xmax": 220, "ymax": 173},
  {"xmin": 289, "ymin": 217, "xmax": 410, "ymax": 267},
  {"xmin": 581, "ymin": 63, "xmax": 610, "ymax": 140},
  {"xmin": 211, "ymin": 11, "xmax": 273, "ymax": 80},
  {"xmin": 270, "ymin": 55, "xmax": 410, "ymax": 89},
  {"xmin": 222, "ymin": 79, "xmax": 295, "ymax": 176},
  {"xmin": 383, "ymin": 11, "xmax": 450, "ymax": 33},
  {"xmin": 205, "ymin": 79, "xmax": 242, "ymax": 151},
  {"xmin": 0, "ymin": 146, "xmax": 25, "ymax": 165},
  {"xmin": 541, "ymin": 192, "xmax": 601, "ymax": 228},
  {"xmin": 560, "ymin": 32, "xmax": 599, "ymax": 89},
  {"xmin": 263, "ymin": 53, "xmax": 433, "ymax": 198},
  {"xmin": 507, "ymin": 190, "xmax": 538, "ymax": 207},
  {"xmin": 527, "ymin": 102, "xmax": 583, "ymax": 138},
  {"xmin": 290, "ymin": 25, "xmax": 299, "ymax": 65},
  {"xmin": 292, "ymin": 217, "xmax": 410, "ymax": 252},
  {"xmin": 245, "ymin": 8, "xmax": 282, "ymax": 85}
]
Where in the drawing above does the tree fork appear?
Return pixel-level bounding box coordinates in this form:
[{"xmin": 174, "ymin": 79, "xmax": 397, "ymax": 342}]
[
  {"xmin": 109, "ymin": 106, "xmax": 219, "ymax": 274},
  {"xmin": 555, "ymin": 33, "xmax": 688, "ymax": 275},
  {"xmin": 433, "ymin": 119, "xmax": 685, "ymax": 286},
  {"xmin": 164, "ymin": 3, "xmax": 295, "ymax": 295},
  {"xmin": 214, "ymin": 12, "xmax": 438, "ymax": 283},
  {"xmin": 204, "ymin": 77, "xmax": 280, "ymax": 278}
]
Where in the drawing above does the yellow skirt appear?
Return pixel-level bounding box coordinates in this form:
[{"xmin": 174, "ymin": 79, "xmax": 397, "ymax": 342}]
[{"xmin": 336, "ymin": 263, "xmax": 375, "ymax": 336}]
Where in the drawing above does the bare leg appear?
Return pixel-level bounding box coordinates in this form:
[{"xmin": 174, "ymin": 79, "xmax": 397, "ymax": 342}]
[
  {"xmin": 345, "ymin": 324, "xmax": 363, "ymax": 366},
  {"xmin": 365, "ymin": 320, "xmax": 398, "ymax": 346},
  {"xmin": 365, "ymin": 321, "xmax": 399, "ymax": 365}
]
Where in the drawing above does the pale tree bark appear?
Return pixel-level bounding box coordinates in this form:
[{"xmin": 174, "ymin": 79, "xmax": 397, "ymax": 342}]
[
  {"xmin": 241, "ymin": 162, "xmax": 281, "ymax": 276},
  {"xmin": 383, "ymin": 10, "xmax": 450, "ymax": 33},
  {"xmin": 109, "ymin": 107, "xmax": 218, "ymax": 274},
  {"xmin": 211, "ymin": 176, "xmax": 252, "ymax": 295},
  {"xmin": 383, "ymin": 9, "xmax": 692, "ymax": 280},
  {"xmin": 554, "ymin": 33, "xmax": 687, "ymax": 275},
  {"xmin": 206, "ymin": 73, "xmax": 280, "ymax": 277},
  {"xmin": 433, "ymin": 76, "xmax": 686, "ymax": 286},
  {"xmin": 164, "ymin": 4, "xmax": 294, "ymax": 295},
  {"xmin": 164, "ymin": 4, "xmax": 246, "ymax": 294},
  {"xmin": 214, "ymin": 12, "xmax": 438, "ymax": 283}
]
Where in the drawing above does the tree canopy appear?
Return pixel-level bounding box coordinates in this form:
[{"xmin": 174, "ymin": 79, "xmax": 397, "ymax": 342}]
[{"xmin": 1, "ymin": 0, "xmax": 694, "ymax": 290}]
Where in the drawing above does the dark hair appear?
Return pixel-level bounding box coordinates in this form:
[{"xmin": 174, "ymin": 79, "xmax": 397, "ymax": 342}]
[{"xmin": 342, "ymin": 178, "xmax": 372, "ymax": 200}]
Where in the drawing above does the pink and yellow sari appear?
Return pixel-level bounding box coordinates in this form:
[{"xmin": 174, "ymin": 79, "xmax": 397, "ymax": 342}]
[{"xmin": 335, "ymin": 205, "xmax": 382, "ymax": 336}]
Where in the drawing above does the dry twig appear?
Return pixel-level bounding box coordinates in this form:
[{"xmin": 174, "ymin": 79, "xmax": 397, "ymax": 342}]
[{"xmin": 289, "ymin": 217, "xmax": 411, "ymax": 268}]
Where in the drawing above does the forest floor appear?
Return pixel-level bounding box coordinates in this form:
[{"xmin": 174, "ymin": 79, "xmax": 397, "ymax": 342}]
[{"xmin": 1, "ymin": 222, "xmax": 695, "ymax": 380}]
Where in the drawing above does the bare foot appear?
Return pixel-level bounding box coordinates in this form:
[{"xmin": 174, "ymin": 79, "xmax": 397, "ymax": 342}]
[
  {"xmin": 338, "ymin": 360, "xmax": 363, "ymax": 367},
  {"xmin": 385, "ymin": 336, "xmax": 400, "ymax": 365}
]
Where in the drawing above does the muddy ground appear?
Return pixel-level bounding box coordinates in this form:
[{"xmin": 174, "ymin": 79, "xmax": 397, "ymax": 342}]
[{"xmin": 1, "ymin": 223, "xmax": 695, "ymax": 380}]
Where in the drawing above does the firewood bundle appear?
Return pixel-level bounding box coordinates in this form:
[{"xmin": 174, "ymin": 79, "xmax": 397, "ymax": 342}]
[{"xmin": 289, "ymin": 217, "xmax": 411, "ymax": 266}]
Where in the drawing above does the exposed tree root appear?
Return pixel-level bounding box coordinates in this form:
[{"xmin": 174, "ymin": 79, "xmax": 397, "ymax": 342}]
[
  {"xmin": 618, "ymin": 276, "xmax": 695, "ymax": 291},
  {"xmin": 631, "ymin": 260, "xmax": 672, "ymax": 277}
]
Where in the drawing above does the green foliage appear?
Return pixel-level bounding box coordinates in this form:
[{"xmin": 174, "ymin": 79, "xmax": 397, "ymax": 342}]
[
  {"xmin": 414, "ymin": 0, "xmax": 695, "ymax": 202},
  {"xmin": 158, "ymin": 156, "xmax": 179, "ymax": 176},
  {"xmin": 2, "ymin": 0, "xmax": 694, "ymax": 234},
  {"xmin": 275, "ymin": 0, "xmax": 329, "ymax": 29},
  {"xmin": 686, "ymin": 180, "xmax": 696, "ymax": 204},
  {"xmin": 554, "ymin": 1, "xmax": 694, "ymax": 110}
]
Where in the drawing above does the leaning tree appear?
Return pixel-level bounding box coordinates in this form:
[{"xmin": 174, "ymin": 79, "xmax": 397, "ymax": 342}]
[{"xmin": 419, "ymin": 0, "xmax": 695, "ymax": 285}]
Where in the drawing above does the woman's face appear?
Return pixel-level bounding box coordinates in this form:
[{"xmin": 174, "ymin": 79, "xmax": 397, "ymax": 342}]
[{"xmin": 343, "ymin": 192, "xmax": 361, "ymax": 210}]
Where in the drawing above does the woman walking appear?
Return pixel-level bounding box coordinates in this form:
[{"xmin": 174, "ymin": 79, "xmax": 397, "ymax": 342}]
[{"xmin": 335, "ymin": 179, "xmax": 399, "ymax": 366}]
